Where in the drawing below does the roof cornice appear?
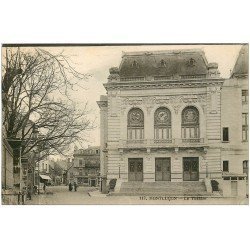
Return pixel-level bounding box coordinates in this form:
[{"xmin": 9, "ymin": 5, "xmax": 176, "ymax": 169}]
[{"xmin": 104, "ymin": 78, "xmax": 224, "ymax": 91}]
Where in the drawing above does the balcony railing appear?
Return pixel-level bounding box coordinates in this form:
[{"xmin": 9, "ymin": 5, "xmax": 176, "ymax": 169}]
[
  {"xmin": 125, "ymin": 139, "xmax": 147, "ymax": 145},
  {"xmin": 120, "ymin": 77, "xmax": 145, "ymax": 82},
  {"xmin": 181, "ymin": 138, "xmax": 205, "ymax": 143},
  {"xmin": 119, "ymin": 138, "xmax": 206, "ymax": 149},
  {"xmin": 153, "ymin": 139, "xmax": 173, "ymax": 144}
]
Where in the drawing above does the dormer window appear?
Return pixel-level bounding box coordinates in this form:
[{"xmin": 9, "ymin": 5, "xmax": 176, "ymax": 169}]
[
  {"xmin": 187, "ymin": 58, "xmax": 196, "ymax": 67},
  {"xmin": 160, "ymin": 59, "xmax": 167, "ymax": 67},
  {"xmin": 132, "ymin": 60, "xmax": 139, "ymax": 68}
]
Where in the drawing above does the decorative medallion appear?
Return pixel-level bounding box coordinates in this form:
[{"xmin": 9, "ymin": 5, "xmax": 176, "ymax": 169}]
[
  {"xmin": 182, "ymin": 107, "xmax": 199, "ymax": 125},
  {"xmin": 128, "ymin": 108, "xmax": 144, "ymax": 127},
  {"xmin": 154, "ymin": 107, "xmax": 171, "ymax": 125},
  {"xmin": 186, "ymin": 58, "xmax": 196, "ymax": 67}
]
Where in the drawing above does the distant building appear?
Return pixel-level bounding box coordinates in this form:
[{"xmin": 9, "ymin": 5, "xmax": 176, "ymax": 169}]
[
  {"xmin": 70, "ymin": 146, "xmax": 100, "ymax": 186},
  {"xmin": 34, "ymin": 157, "xmax": 54, "ymax": 186}
]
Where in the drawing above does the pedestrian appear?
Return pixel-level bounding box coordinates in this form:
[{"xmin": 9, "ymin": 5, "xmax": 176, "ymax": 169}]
[
  {"xmin": 33, "ymin": 185, "xmax": 37, "ymax": 195},
  {"xmin": 43, "ymin": 183, "xmax": 46, "ymax": 193},
  {"xmin": 69, "ymin": 182, "xmax": 72, "ymax": 191},
  {"xmin": 27, "ymin": 185, "xmax": 32, "ymax": 200},
  {"xmin": 74, "ymin": 182, "xmax": 77, "ymax": 192}
]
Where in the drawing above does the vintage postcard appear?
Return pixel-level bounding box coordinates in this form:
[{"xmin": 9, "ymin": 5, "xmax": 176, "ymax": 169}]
[{"xmin": 1, "ymin": 44, "xmax": 249, "ymax": 205}]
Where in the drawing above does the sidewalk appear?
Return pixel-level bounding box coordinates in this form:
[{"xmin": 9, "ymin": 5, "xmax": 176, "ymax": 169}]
[{"xmin": 88, "ymin": 190, "xmax": 108, "ymax": 198}]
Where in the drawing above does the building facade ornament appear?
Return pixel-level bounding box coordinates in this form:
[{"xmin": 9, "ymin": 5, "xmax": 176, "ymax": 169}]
[{"xmin": 121, "ymin": 94, "xmax": 207, "ymax": 114}]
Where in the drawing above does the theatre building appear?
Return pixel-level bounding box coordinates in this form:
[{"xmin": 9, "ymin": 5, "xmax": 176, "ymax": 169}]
[{"xmin": 98, "ymin": 47, "xmax": 248, "ymax": 196}]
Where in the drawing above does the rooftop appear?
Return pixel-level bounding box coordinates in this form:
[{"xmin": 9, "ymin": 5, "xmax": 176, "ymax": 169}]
[
  {"xmin": 231, "ymin": 44, "xmax": 249, "ymax": 78},
  {"xmin": 107, "ymin": 49, "xmax": 220, "ymax": 82}
]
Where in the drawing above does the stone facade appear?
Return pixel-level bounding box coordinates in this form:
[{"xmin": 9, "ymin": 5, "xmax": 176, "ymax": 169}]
[
  {"xmin": 98, "ymin": 47, "xmax": 248, "ymax": 196},
  {"xmin": 220, "ymin": 45, "xmax": 248, "ymax": 197}
]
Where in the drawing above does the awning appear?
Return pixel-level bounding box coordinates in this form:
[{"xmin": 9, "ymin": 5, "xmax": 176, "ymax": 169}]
[{"xmin": 39, "ymin": 174, "xmax": 52, "ymax": 180}]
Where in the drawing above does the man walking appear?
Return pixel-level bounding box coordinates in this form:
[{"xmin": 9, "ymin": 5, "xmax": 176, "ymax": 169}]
[
  {"xmin": 69, "ymin": 182, "xmax": 72, "ymax": 191},
  {"xmin": 74, "ymin": 182, "xmax": 77, "ymax": 192}
]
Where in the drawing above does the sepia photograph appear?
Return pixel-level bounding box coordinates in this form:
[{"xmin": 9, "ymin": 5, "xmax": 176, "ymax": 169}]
[
  {"xmin": 1, "ymin": 2, "xmax": 249, "ymax": 250},
  {"xmin": 1, "ymin": 44, "xmax": 249, "ymax": 205}
]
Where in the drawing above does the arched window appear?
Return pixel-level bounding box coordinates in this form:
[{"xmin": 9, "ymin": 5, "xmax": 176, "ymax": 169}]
[
  {"xmin": 132, "ymin": 60, "xmax": 139, "ymax": 68},
  {"xmin": 154, "ymin": 107, "xmax": 171, "ymax": 140},
  {"xmin": 127, "ymin": 108, "xmax": 144, "ymax": 140},
  {"xmin": 187, "ymin": 58, "xmax": 196, "ymax": 67},
  {"xmin": 160, "ymin": 59, "xmax": 167, "ymax": 68},
  {"xmin": 181, "ymin": 106, "xmax": 199, "ymax": 139}
]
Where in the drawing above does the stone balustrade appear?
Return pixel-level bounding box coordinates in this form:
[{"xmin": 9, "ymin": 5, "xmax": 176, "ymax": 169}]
[{"xmin": 118, "ymin": 138, "xmax": 207, "ymax": 149}]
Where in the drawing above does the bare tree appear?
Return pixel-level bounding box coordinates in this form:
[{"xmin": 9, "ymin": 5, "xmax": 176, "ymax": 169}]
[{"xmin": 2, "ymin": 47, "xmax": 94, "ymax": 160}]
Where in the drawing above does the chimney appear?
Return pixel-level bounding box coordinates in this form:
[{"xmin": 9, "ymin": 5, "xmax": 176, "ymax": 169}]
[{"xmin": 208, "ymin": 63, "xmax": 220, "ymax": 78}]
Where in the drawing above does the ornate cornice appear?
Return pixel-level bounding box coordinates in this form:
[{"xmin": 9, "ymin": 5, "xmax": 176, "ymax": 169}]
[
  {"xmin": 121, "ymin": 94, "xmax": 207, "ymax": 114},
  {"xmin": 104, "ymin": 78, "xmax": 224, "ymax": 91}
]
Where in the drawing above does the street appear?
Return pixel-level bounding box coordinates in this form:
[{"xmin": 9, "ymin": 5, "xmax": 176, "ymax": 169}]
[
  {"xmin": 24, "ymin": 185, "xmax": 249, "ymax": 205},
  {"xmin": 25, "ymin": 186, "xmax": 98, "ymax": 205}
]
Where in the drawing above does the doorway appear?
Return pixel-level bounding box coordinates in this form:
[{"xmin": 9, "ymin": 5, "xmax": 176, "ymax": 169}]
[
  {"xmin": 128, "ymin": 158, "xmax": 143, "ymax": 181},
  {"xmin": 231, "ymin": 181, "xmax": 238, "ymax": 196},
  {"xmin": 155, "ymin": 158, "xmax": 171, "ymax": 181},
  {"xmin": 183, "ymin": 157, "xmax": 199, "ymax": 181}
]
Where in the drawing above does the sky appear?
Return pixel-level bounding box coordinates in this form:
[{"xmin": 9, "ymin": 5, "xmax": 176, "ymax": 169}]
[{"xmin": 18, "ymin": 44, "xmax": 243, "ymax": 152}]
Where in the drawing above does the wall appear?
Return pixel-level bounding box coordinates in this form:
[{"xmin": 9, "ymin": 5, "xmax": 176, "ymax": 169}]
[
  {"xmin": 105, "ymin": 82, "xmax": 223, "ymax": 182},
  {"xmin": 2, "ymin": 139, "xmax": 14, "ymax": 189},
  {"xmin": 221, "ymin": 78, "xmax": 248, "ymax": 174}
]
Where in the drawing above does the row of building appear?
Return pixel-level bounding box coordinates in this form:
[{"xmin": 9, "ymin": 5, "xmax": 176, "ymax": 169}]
[
  {"xmin": 2, "ymin": 140, "xmax": 100, "ymax": 204},
  {"xmin": 97, "ymin": 45, "xmax": 248, "ymax": 197}
]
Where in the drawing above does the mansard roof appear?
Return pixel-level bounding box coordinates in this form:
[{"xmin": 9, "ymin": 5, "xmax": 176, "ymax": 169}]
[
  {"xmin": 231, "ymin": 44, "xmax": 249, "ymax": 78},
  {"xmin": 118, "ymin": 49, "xmax": 209, "ymax": 78}
]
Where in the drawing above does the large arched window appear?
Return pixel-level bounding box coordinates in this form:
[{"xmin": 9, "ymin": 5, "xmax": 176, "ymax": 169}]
[
  {"xmin": 154, "ymin": 107, "xmax": 171, "ymax": 140},
  {"xmin": 127, "ymin": 108, "xmax": 144, "ymax": 140},
  {"xmin": 181, "ymin": 106, "xmax": 199, "ymax": 139}
]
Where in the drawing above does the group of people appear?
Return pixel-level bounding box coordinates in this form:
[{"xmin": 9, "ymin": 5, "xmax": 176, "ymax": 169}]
[{"xmin": 69, "ymin": 182, "xmax": 77, "ymax": 192}]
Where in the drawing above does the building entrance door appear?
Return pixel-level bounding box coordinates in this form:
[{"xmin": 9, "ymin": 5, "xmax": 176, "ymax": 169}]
[
  {"xmin": 90, "ymin": 179, "xmax": 96, "ymax": 187},
  {"xmin": 183, "ymin": 157, "xmax": 199, "ymax": 181},
  {"xmin": 155, "ymin": 158, "xmax": 171, "ymax": 181},
  {"xmin": 231, "ymin": 181, "xmax": 238, "ymax": 196},
  {"xmin": 128, "ymin": 158, "xmax": 143, "ymax": 181}
]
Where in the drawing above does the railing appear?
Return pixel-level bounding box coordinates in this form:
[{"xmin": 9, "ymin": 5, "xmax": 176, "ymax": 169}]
[
  {"xmin": 153, "ymin": 139, "xmax": 173, "ymax": 144},
  {"xmin": 126, "ymin": 139, "xmax": 146, "ymax": 144},
  {"xmin": 119, "ymin": 138, "xmax": 206, "ymax": 149},
  {"xmin": 180, "ymin": 74, "xmax": 206, "ymax": 79},
  {"xmin": 154, "ymin": 75, "xmax": 172, "ymax": 81},
  {"xmin": 120, "ymin": 77, "xmax": 145, "ymax": 82},
  {"xmin": 181, "ymin": 138, "xmax": 205, "ymax": 143}
]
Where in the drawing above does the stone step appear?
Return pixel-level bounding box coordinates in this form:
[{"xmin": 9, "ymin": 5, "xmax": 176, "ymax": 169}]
[{"xmin": 119, "ymin": 181, "xmax": 207, "ymax": 195}]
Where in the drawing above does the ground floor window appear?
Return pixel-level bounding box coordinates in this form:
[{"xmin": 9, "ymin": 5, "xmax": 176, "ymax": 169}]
[{"xmin": 83, "ymin": 178, "xmax": 88, "ymax": 184}]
